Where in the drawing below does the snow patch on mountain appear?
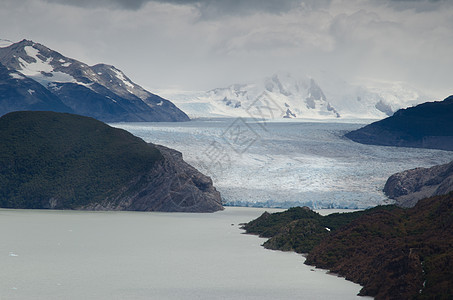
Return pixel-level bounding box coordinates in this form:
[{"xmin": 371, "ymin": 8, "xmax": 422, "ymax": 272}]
[
  {"xmin": 17, "ymin": 45, "xmax": 77, "ymax": 86},
  {"xmin": 0, "ymin": 39, "xmax": 13, "ymax": 47},
  {"xmin": 166, "ymin": 72, "xmax": 430, "ymax": 120},
  {"xmin": 9, "ymin": 72, "xmax": 25, "ymax": 80},
  {"xmin": 112, "ymin": 67, "xmax": 134, "ymax": 89}
]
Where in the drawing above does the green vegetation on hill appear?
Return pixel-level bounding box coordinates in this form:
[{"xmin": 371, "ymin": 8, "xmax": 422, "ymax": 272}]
[
  {"xmin": 0, "ymin": 111, "xmax": 162, "ymax": 209},
  {"xmin": 243, "ymin": 194, "xmax": 453, "ymax": 299},
  {"xmin": 243, "ymin": 205, "xmax": 398, "ymax": 253}
]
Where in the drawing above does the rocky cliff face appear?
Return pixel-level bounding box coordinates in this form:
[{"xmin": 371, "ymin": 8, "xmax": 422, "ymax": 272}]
[
  {"xmin": 383, "ymin": 160, "xmax": 453, "ymax": 207},
  {"xmin": 84, "ymin": 145, "xmax": 223, "ymax": 212}
]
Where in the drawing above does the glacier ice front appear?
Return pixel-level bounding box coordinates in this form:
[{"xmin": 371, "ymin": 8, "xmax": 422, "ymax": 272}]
[{"xmin": 113, "ymin": 119, "xmax": 453, "ymax": 209}]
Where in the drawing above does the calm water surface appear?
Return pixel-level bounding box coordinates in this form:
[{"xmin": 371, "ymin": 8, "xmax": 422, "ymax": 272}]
[{"xmin": 1, "ymin": 207, "xmax": 368, "ymax": 299}]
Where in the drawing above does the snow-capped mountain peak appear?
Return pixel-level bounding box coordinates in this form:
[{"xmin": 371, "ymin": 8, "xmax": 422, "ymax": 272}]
[
  {"xmin": 165, "ymin": 71, "xmax": 429, "ymax": 120},
  {"xmin": 0, "ymin": 39, "xmax": 189, "ymax": 122},
  {"xmin": 176, "ymin": 72, "xmax": 342, "ymax": 119},
  {"xmin": 4, "ymin": 40, "xmax": 78, "ymax": 86}
]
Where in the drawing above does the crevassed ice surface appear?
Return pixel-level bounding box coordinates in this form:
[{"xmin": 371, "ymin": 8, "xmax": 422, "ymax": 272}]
[{"xmin": 113, "ymin": 119, "xmax": 453, "ymax": 209}]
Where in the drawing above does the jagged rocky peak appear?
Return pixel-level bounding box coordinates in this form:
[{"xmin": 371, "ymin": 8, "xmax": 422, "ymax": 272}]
[
  {"xmin": 265, "ymin": 74, "xmax": 292, "ymax": 96},
  {"xmin": 0, "ymin": 39, "xmax": 189, "ymax": 122},
  {"xmin": 198, "ymin": 72, "xmax": 340, "ymax": 119},
  {"xmin": 374, "ymin": 99, "xmax": 394, "ymax": 116},
  {"xmin": 307, "ymin": 78, "xmax": 326, "ymax": 101}
]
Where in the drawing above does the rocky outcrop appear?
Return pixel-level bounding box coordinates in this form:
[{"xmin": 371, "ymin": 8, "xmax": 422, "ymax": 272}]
[
  {"xmin": 345, "ymin": 95, "xmax": 453, "ymax": 151},
  {"xmin": 383, "ymin": 160, "xmax": 453, "ymax": 207},
  {"xmin": 84, "ymin": 145, "xmax": 223, "ymax": 212}
]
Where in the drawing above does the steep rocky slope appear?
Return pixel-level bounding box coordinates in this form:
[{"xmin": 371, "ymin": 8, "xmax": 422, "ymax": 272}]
[
  {"xmin": 0, "ymin": 111, "xmax": 222, "ymax": 212},
  {"xmin": 345, "ymin": 95, "xmax": 453, "ymax": 151},
  {"xmin": 384, "ymin": 160, "xmax": 453, "ymax": 207}
]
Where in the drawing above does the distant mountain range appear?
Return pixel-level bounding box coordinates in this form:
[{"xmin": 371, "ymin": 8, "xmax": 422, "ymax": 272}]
[
  {"xmin": 0, "ymin": 39, "xmax": 189, "ymax": 122},
  {"xmin": 345, "ymin": 95, "xmax": 453, "ymax": 151},
  {"xmin": 166, "ymin": 72, "xmax": 429, "ymax": 120},
  {"xmin": 1, "ymin": 40, "xmax": 432, "ymax": 122}
]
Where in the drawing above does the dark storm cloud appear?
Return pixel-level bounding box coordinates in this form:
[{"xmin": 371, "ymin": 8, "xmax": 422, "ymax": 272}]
[
  {"xmin": 43, "ymin": 0, "xmax": 148, "ymax": 9},
  {"xmin": 387, "ymin": 0, "xmax": 450, "ymax": 12},
  {"xmin": 42, "ymin": 0, "xmax": 449, "ymax": 16},
  {"xmin": 43, "ymin": 0, "xmax": 331, "ymax": 14},
  {"xmin": 173, "ymin": 0, "xmax": 332, "ymax": 17},
  {"xmin": 389, "ymin": 0, "xmax": 445, "ymax": 2}
]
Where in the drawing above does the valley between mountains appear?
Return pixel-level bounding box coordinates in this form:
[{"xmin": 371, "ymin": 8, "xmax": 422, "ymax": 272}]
[{"xmin": 1, "ymin": 38, "xmax": 452, "ymax": 300}]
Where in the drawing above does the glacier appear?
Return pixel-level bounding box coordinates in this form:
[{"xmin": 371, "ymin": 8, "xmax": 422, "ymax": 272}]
[{"xmin": 113, "ymin": 119, "xmax": 453, "ymax": 209}]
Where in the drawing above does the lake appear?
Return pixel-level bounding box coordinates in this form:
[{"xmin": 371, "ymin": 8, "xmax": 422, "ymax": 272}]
[
  {"xmin": 3, "ymin": 119, "xmax": 450, "ymax": 299},
  {"xmin": 0, "ymin": 207, "xmax": 369, "ymax": 299}
]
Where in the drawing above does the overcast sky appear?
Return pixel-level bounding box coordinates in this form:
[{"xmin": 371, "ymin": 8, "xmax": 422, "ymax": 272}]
[{"xmin": 0, "ymin": 0, "xmax": 452, "ymax": 98}]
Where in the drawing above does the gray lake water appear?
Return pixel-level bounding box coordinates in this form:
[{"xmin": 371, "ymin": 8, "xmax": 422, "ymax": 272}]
[{"xmin": 0, "ymin": 207, "xmax": 368, "ymax": 299}]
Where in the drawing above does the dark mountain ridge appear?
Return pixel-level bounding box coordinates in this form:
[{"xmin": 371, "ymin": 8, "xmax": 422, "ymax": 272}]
[
  {"xmin": 0, "ymin": 111, "xmax": 221, "ymax": 212},
  {"xmin": 0, "ymin": 39, "xmax": 189, "ymax": 122},
  {"xmin": 345, "ymin": 95, "xmax": 453, "ymax": 151}
]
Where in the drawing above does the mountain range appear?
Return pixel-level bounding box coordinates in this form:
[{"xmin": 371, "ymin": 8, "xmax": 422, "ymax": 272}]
[
  {"xmin": 1, "ymin": 39, "xmax": 432, "ymax": 122},
  {"xmin": 0, "ymin": 39, "xmax": 189, "ymax": 122},
  {"xmin": 166, "ymin": 72, "xmax": 429, "ymax": 120}
]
